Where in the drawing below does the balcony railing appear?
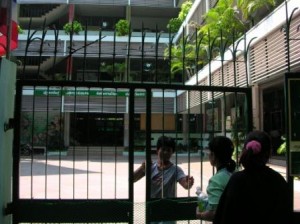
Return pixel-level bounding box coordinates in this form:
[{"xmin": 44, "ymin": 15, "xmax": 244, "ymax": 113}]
[{"xmin": 17, "ymin": 0, "xmax": 177, "ymax": 7}]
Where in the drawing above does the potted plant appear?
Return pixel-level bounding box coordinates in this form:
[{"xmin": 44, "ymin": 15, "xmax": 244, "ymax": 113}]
[
  {"xmin": 115, "ymin": 19, "xmax": 130, "ymax": 36},
  {"xmin": 63, "ymin": 20, "xmax": 83, "ymax": 35}
]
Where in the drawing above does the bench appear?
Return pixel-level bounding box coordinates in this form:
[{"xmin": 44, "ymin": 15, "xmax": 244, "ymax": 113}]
[{"xmin": 32, "ymin": 146, "xmax": 46, "ymax": 155}]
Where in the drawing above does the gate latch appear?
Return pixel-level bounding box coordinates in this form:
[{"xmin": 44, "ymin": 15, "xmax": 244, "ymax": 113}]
[
  {"xmin": 4, "ymin": 118, "xmax": 14, "ymax": 132},
  {"xmin": 4, "ymin": 202, "xmax": 13, "ymax": 215}
]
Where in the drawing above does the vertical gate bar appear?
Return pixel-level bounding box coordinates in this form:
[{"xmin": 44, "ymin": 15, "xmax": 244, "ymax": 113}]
[
  {"xmin": 87, "ymin": 87, "xmax": 91, "ymax": 199},
  {"xmin": 50, "ymin": 27, "xmax": 60, "ymax": 80},
  {"xmin": 232, "ymin": 30, "xmax": 237, "ymax": 87},
  {"xmin": 187, "ymin": 90, "xmax": 192, "ymax": 194},
  {"xmin": 145, "ymin": 87, "xmax": 152, "ymax": 224},
  {"xmin": 174, "ymin": 89, "xmax": 179, "ymax": 194},
  {"xmin": 222, "ymin": 91, "xmax": 227, "ymax": 136},
  {"xmin": 154, "ymin": 26, "xmax": 159, "ymax": 83},
  {"xmin": 195, "ymin": 28, "xmax": 199, "ymax": 83},
  {"xmin": 21, "ymin": 18, "xmax": 32, "ymax": 80},
  {"xmin": 82, "ymin": 23, "xmax": 88, "ymax": 82},
  {"xmin": 30, "ymin": 86, "xmax": 37, "ymax": 198},
  {"xmin": 246, "ymin": 88, "xmax": 253, "ymax": 134},
  {"xmin": 208, "ymin": 30, "xmax": 212, "ymax": 86},
  {"xmin": 211, "ymin": 91, "xmax": 216, "ymax": 178},
  {"xmin": 100, "ymin": 88, "xmax": 104, "ymax": 199},
  {"xmin": 141, "ymin": 25, "xmax": 145, "ymax": 83},
  {"xmin": 168, "ymin": 32, "xmax": 174, "ymax": 84},
  {"xmin": 128, "ymin": 88, "xmax": 135, "ymax": 224},
  {"xmin": 67, "ymin": 23, "xmax": 74, "ymax": 81},
  {"xmin": 114, "ymin": 88, "xmax": 118, "ymax": 198},
  {"xmin": 98, "ymin": 29, "xmax": 102, "ymax": 82},
  {"xmin": 126, "ymin": 30, "xmax": 132, "ymax": 82},
  {"xmin": 36, "ymin": 20, "xmax": 47, "ymax": 80},
  {"xmin": 58, "ymin": 86, "xmax": 64, "ymax": 198},
  {"xmin": 13, "ymin": 82, "xmax": 22, "ymax": 215},
  {"xmin": 284, "ymin": 1, "xmax": 291, "ymax": 73},
  {"xmin": 199, "ymin": 90, "xmax": 204, "ymax": 191},
  {"xmin": 284, "ymin": 74, "xmax": 293, "ymax": 214},
  {"xmin": 233, "ymin": 92, "xmax": 239, "ymax": 163},
  {"xmin": 72, "ymin": 86, "xmax": 78, "ymax": 198},
  {"xmin": 113, "ymin": 30, "xmax": 117, "ymax": 82},
  {"xmin": 45, "ymin": 86, "xmax": 50, "ymax": 198},
  {"xmin": 161, "ymin": 89, "xmax": 166, "ymax": 197},
  {"xmin": 182, "ymin": 28, "xmax": 186, "ymax": 84}
]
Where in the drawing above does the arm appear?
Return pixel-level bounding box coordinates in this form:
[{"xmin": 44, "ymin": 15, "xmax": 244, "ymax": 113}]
[
  {"xmin": 178, "ymin": 175, "xmax": 194, "ymax": 189},
  {"xmin": 133, "ymin": 161, "xmax": 146, "ymax": 182}
]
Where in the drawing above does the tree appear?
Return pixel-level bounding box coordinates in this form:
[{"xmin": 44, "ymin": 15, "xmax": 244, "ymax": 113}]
[
  {"xmin": 166, "ymin": 0, "xmax": 245, "ymax": 78},
  {"xmin": 200, "ymin": 0, "xmax": 245, "ymax": 44}
]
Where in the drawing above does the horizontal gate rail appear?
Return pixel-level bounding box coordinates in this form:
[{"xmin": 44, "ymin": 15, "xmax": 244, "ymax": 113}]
[
  {"xmin": 12, "ymin": 199, "xmax": 132, "ymax": 223},
  {"xmin": 15, "ymin": 79, "xmax": 252, "ymax": 94}
]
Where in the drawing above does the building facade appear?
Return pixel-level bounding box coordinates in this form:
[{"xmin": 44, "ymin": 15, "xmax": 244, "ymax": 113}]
[{"xmin": 14, "ymin": 0, "xmax": 300, "ymax": 156}]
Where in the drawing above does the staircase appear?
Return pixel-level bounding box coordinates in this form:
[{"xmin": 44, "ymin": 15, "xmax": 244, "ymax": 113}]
[{"xmin": 19, "ymin": 4, "xmax": 68, "ymax": 28}]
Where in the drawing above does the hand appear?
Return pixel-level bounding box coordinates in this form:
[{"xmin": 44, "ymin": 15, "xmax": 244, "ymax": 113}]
[
  {"xmin": 186, "ymin": 175, "xmax": 194, "ymax": 189},
  {"xmin": 195, "ymin": 206, "xmax": 202, "ymax": 219}
]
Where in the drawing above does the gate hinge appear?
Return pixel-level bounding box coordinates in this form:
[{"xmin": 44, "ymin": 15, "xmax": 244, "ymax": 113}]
[
  {"xmin": 4, "ymin": 118, "xmax": 14, "ymax": 132},
  {"xmin": 4, "ymin": 202, "xmax": 13, "ymax": 215}
]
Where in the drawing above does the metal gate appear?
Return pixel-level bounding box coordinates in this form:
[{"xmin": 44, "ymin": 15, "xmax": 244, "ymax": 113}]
[{"xmin": 9, "ymin": 23, "xmax": 253, "ymax": 223}]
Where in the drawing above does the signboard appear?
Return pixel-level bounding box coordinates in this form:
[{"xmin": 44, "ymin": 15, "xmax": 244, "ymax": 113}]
[
  {"xmin": 33, "ymin": 89, "xmax": 147, "ymax": 97},
  {"xmin": 286, "ymin": 73, "xmax": 300, "ymax": 176}
]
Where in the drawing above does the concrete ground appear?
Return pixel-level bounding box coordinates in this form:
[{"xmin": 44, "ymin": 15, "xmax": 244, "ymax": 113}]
[{"xmin": 19, "ymin": 153, "xmax": 300, "ymax": 223}]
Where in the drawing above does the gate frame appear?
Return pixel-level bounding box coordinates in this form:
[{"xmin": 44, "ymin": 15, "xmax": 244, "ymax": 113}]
[{"xmin": 10, "ymin": 79, "xmax": 252, "ymax": 223}]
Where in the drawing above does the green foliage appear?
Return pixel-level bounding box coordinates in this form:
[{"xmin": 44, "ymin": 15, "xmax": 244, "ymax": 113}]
[
  {"xmin": 166, "ymin": 0, "xmax": 246, "ymax": 77},
  {"xmin": 167, "ymin": 0, "xmax": 193, "ymax": 33},
  {"xmin": 277, "ymin": 136, "xmax": 286, "ymax": 155},
  {"xmin": 100, "ymin": 62, "xmax": 126, "ymax": 81},
  {"xmin": 18, "ymin": 25, "xmax": 24, "ymax": 34},
  {"xmin": 166, "ymin": 0, "xmax": 277, "ymax": 78},
  {"xmin": 164, "ymin": 38, "xmax": 204, "ymax": 78},
  {"xmin": 63, "ymin": 20, "xmax": 83, "ymax": 34},
  {"xmin": 178, "ymin": 0, "xmax": 193, "ymax": 21},
  {"xmin": 200, "ymin": 0, "xmax": 245, "ymax": 41},
  {"xmin": 167, "ymin": 18, "xmax": 182, "ymax": 33},
  {"xmin": 237, "ymin": 0, "xmax": 277, "ymax": 20},
  {"xmin": 115, "ymin": 19, "xmax": 130, "ymax": 36}
]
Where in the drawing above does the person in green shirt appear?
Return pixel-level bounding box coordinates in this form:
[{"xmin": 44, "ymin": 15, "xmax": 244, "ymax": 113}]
[{"xmin": 196, "ymin": 136, "xmax": 236, "ymax": 221}]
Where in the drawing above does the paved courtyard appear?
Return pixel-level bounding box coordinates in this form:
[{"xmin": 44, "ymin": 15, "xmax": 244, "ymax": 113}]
[{"xmin": 19, "ymin": 153, "xmax": 300, "ymax": 223}]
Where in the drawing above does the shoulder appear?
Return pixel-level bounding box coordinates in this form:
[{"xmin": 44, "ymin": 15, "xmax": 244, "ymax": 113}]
[
  {"xmin": 265, "ymin": 166, "xmax": 288, "ymax": 185},
  {"xmin": 210, "ymin": 168, "xmax": 232, "ymax": 184},
  {"xmin": 225, "ymin": 170, "xmax": 247, "ymax": 188},
  {"xmin": 172, "ymin": 163, "xmax": 184, "ymax": 173}
]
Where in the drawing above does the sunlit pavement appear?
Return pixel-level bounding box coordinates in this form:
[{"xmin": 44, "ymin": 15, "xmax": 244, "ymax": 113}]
[{"xmin": 19, "ymin": 153, "xmax": 300, "ymax": 223}]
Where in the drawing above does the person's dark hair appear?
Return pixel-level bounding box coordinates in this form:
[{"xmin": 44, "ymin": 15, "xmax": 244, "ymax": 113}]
[
  {"xmin": 239, "ymin": 130, "xmax": 271, "ymax": 169},
  {"xmin": 208, "ymin": 136, "xmax": 236, "ymax": 172},
  {"xmin": 157, "ymin": 136, "xmax": 175, "ymax": 153}
]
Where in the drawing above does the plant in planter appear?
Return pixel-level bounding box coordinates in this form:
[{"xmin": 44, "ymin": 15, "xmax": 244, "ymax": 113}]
[
  {"xmin": 115, "ymin": 19, "xmax": 130, "ymax": 36},
  {"xmin": 167, "ymin": 18, "xmax": 182, "ymax": 33},
  {"xmin": 63, "ymin": 20, "xmax": 83, "ymax": 35},
  {"xmin": 18, "ymin": 25, "xmax": 24, "ymax": 34}
]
